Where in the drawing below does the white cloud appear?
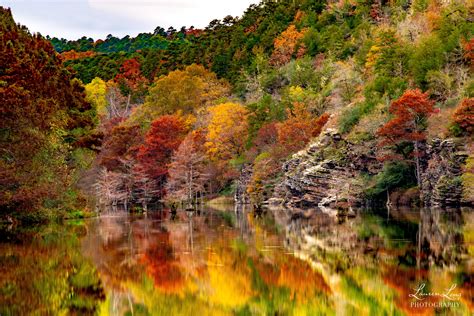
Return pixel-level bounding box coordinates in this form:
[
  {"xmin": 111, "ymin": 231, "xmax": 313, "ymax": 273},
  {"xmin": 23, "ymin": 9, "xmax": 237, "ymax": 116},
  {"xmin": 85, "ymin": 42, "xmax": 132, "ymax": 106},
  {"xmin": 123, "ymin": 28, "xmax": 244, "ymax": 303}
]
[
  {"xmin": 88, "ymin": 0, "xmax": 257, "ymax": 28},
  {"xmin": 1, "ymin": 0, "xmax": 258, "ymax": 39}
]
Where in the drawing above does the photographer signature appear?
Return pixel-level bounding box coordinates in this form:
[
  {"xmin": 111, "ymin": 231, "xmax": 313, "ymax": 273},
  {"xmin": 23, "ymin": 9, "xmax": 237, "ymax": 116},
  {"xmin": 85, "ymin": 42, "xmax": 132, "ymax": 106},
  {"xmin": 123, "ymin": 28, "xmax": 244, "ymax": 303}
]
[{"xmin": 409, "ymin": 283, "xmax": 462, "ymax": 301}]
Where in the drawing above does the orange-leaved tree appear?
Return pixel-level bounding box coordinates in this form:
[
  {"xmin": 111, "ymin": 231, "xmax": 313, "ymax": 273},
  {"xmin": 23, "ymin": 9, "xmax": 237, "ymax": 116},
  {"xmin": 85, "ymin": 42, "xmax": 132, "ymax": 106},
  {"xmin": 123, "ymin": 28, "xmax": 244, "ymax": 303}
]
[
  {"xmin": 377, "ymin": 89, "xmax": 436, "ymax": 186},
  {"xmin": 463, "ymin": 38, "xmax": 474, "ymax": 71},
  {"xmin": 114, "ymin": 57, "xmax": 148, "ymax": 97},
  {"xmin": 452, "ymin": 98, "xmax": 473, "ymax": 136},
  {"xmin": 270, "ymin": 25, "xmax": 307, "ymax": 66},
  {"xmin": 59, "ymin": 50, "xmax": 95, "ymax": 62},
  {"xmin": 276, "ymin": 102, "xmax": 330, "ymax": 154}
]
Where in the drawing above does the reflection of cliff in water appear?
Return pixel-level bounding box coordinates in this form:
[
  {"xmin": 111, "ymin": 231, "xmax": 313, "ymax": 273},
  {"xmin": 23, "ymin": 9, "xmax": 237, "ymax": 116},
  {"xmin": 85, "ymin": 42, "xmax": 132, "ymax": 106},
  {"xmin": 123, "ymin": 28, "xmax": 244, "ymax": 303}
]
[
  {"xmin": 279, "ymin": 206, "xmax": 468, "ymax": 269},
  {"xmin": 418, "ymin": 207, "xmax": 466, "ymax": 268},
  {"xmin": 277, "ymin": 206, "xmax": 473, "ymax": 314}
]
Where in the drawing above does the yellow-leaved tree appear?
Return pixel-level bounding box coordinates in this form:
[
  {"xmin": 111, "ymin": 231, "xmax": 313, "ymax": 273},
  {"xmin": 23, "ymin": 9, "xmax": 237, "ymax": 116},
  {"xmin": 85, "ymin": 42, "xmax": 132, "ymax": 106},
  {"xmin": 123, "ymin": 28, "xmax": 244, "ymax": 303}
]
[
  {"xmin": 131, "ymin": 64, "xmax": 230, "ymax": 127},
  {"xmin": 84, "ymin": 77, "xmax": 107, "ymax": 117},
  {"xmin": 205, "ymin": 102, "xmax": 249, "ymax": 161}
]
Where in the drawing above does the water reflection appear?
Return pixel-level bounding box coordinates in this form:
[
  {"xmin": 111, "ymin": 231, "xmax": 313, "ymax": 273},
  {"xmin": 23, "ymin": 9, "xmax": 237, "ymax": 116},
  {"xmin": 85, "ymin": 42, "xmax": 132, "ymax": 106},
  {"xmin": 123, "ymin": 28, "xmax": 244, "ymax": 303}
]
[
  {"xmin": 1, "ymin": 206, "xmax": 472, "ymax": 315},
  {"xmin": 0, "ymin": 223, "xmax": 106, "ymax": 315},
  {"xmin": 282, "ymin": 206, "xmax": 473, "ymax": 315},
  {"xmin": 418, "ymin": 207, "xmax": 466, "ymax": 267}
]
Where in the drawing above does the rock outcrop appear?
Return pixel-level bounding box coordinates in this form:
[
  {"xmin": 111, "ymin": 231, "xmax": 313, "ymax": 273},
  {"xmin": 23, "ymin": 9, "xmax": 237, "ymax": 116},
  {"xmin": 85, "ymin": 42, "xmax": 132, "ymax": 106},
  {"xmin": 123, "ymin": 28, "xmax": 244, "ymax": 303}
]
[
  {"xmin": 270, "ymin": 131, "xmax": 472, "ymax": 210},
  {"xmin": 421, "ymin": 138, "xmax": 470, "ymax": 206},
  {"xmin": 270, "ymin": 129, "xmax": 382, "ymax": 210},
  {"xmin": 235, "ymin": 164, "xmax": 253, "ymax": 204}
]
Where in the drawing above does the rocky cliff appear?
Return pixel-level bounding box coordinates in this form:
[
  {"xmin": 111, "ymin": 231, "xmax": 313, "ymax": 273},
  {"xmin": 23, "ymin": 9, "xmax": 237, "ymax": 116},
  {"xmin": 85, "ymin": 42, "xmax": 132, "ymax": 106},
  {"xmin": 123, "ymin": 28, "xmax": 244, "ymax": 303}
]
[
  {"xmin": 234, "ymin": 164, "xmax": 252, "ymax": 204},
  {"xmin": 421, "ymin": 138, "xmax": 471, "ymax": 207},
  {"xmin": 270, "ymin": 129, "xmax": 382, "ymax": 210},
  {"xmin": 269, "ymin": 129, "xmax": 472, "ymax": 211}
]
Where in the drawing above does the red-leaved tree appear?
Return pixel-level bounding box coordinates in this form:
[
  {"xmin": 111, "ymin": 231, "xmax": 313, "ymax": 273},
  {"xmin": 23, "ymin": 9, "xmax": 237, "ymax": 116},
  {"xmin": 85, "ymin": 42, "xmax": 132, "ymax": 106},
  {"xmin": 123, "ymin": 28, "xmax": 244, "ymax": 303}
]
[
  {"xmin": 114, "ymin": 58, "xmax": 147, "ymax": 93},
  {"xmin": 377, "ymin": 89, "xmax": 436, "ymax": 186},
  {"xmin": 99, "ymin": 123, "xmax": 142, "ymax": 171},
  {"xmin": 136, "ymin": 115, "xmax": 189, "ymax": 196}
]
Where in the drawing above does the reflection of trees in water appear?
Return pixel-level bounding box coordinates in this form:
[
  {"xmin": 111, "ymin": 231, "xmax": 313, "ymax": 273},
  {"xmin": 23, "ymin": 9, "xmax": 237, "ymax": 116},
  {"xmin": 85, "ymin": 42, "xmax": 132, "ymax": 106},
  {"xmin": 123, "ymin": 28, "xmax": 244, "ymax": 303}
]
[
  {"xmin": 417, "ymin": 207, "xmax": 466, "ymax": 268},
  {"xmin": 141, "ymin": 230, "xmax": 186, "ymax": 294},
  {"xmin": 234, "ymin": 203, "xmax": 251, "ymax": 238},
  {"xmin": 0, "ymin": 225, "xmax": 105, "ymax": 315},
  {"xmin": 82, "ymin": 211, "xmax": 181, "ymax": 314},
  {"xmin": 82, "ymin": 213, "xmax": 166, "ymax": 289},
  {"xmin": 79, "ymin": 206, "xmax": 472, "ymax": 315},
  {"xmin": 284, "ymin": 210, "xmax": 358, "ymax": 256}
]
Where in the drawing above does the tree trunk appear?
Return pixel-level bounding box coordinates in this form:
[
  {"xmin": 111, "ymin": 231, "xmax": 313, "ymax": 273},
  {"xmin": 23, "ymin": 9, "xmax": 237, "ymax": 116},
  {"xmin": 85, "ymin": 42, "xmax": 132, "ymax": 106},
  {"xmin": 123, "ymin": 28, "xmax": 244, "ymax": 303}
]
[
  {"xmin": 414, "ymin": 140, "xmax": 422, "ymax": 188},
  {"xmin": 386, "ymin": 189, "xmax": 392, "ymax": 207},
  {"xmin": 125, "ymin": 93, "xmax": 131, "ymax": 115}
]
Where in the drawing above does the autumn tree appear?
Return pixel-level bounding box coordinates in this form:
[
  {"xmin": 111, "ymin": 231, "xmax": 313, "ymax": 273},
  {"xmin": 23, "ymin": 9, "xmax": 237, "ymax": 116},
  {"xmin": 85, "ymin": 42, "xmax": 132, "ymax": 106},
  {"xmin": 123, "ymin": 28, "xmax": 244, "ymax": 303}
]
[
  {"xmin": 99, "ymin": 124, "xmax": 142, "ymax": 172},
  {"xmin": 94, "ymin": 168, "xmax": 126, "ymax": 208},
  {"xmin": 133, "ymin": 64, "xmax": 230, "ymax": 127},
  {"xmin": 464, "ymin": 38, "xmax": 474, "ymax": 71},
  {"xmin": 136, "ymin": 115, "xmax": 190, "ymax": 195},
  {"xmin": 377, "ymin": 89, "xmax": 436, "ymax": 186},
  {"xmin": 132, "ymin": 166, "xmax": 158, "ymax": 212},
  {"xmin": 166, "ymin": 132, "xmax": 208, "ymax": 203},
  {"xmin": 247, "ymin": 152, "xmax": 281, "ymax": 207},
  {"xmin": 251, "ymin": 122, "xmax": 279, "ymax": 156},
  {"xmin": 205, "ymin": 103, "xmax": 249, "ymax": 161},
  {"xmin": 85, "ymin": 77, "xmax": 108, "ymax": 117},
  {"xmin": 60, "ymin": 50, "xmax": 95, "ymax": 61},
  {"xmin": 452, "ymin": 98, "xmax": 474, "ymax": 136},
  {"xmin": 270, "ymin": 25, "xmax": 307, "ymax": 66},
  {"xmin": 276, "ymin": 102, "xmax": 330, "ymax": 154},
  {"xmin": 0, "ymin": 8, "xmax": 95, "ymax": 213},
  {"xmin": 116, "ymin": 158, "xmax": 137, "ymax": 211},
  {"xmin": 114, "ymin": 57, "xmax": 148, "ymax": 99}
]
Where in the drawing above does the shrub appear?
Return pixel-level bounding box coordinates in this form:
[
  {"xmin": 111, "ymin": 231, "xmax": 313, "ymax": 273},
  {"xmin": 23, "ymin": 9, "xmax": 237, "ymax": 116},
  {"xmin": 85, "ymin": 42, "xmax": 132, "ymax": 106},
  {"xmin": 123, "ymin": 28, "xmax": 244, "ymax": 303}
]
[
  {"xmin": 366, "ymin": 75, "xmax": 408, "ymax": 100},
  {"xmin": 365, "ymin": 162, "xmax": 417, "ymax": 199},
  {"xmin": 339, "ymin": 101, "xmax": 377, "ymax": 134},
  {"xmin": 410, "ymin": 35, "xmax": 444, "ymax": 87}
]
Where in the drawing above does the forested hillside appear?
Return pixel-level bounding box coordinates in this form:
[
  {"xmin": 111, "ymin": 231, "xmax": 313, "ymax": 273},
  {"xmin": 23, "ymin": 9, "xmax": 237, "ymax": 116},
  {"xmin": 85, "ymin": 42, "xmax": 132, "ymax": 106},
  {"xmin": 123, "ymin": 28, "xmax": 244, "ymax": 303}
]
[{"xmin": 1, "ymin": 0, "xmax": 473, "ymax": 219}]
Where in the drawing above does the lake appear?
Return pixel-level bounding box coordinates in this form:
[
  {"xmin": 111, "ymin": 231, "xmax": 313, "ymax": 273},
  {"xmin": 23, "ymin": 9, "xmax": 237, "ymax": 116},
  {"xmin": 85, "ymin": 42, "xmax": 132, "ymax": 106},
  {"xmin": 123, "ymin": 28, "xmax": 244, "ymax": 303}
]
[{"xmin": 1, "ymin": 205, "xmax": 472, "ymax": 315}]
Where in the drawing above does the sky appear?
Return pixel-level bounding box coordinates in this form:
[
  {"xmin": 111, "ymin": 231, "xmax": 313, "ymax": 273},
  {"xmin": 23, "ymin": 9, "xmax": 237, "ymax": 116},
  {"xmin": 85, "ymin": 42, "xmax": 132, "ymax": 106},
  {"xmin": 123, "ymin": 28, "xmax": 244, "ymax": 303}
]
[{"xmin": 1, "ymin": 0, "xmax": 259, "ymax": 40}]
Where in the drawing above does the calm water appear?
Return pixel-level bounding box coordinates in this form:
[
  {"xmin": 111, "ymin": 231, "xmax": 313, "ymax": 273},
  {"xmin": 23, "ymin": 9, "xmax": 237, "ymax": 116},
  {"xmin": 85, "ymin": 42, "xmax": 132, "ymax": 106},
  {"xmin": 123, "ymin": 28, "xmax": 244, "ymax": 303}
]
[{"xmin": 1, "ymin": 205, "xmax": 473, "ymax": 315}]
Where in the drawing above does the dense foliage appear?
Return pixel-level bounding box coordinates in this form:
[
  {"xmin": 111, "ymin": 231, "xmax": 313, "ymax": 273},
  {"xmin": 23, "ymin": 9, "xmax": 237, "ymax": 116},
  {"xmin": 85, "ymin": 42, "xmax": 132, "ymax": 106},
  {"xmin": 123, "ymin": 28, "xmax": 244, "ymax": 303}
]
[
  {"xmin": 0, "ymin": 8, "xmax": 96, "ymax": 216},
  {"xmin": 2, "ymin": 0, "xmax": 473, "ymax": 215}
]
